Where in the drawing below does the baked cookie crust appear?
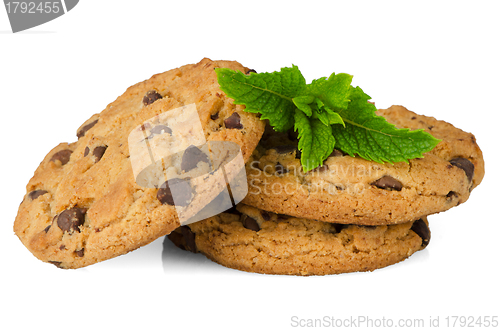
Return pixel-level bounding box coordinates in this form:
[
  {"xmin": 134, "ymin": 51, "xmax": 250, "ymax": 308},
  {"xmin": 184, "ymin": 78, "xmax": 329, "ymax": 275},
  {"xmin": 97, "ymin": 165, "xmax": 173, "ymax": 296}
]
[
  {"xmin": 14, "ymin": 58, "xmax": 265, "ymax": 268},
  {"xmin": 242, "ymin": 105, "xmax": 484, "ymax": 225},
  {"xmin": 168, "ymin": 204, "xmax": 430, "ymax": 276}
]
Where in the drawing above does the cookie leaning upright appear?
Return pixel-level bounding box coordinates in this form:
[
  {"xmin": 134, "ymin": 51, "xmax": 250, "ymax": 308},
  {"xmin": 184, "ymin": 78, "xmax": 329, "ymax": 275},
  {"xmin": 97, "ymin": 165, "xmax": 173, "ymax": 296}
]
[
  {"xmin": 243, "ymin": 105, "xmax": 484, "ymax": 225},
  {"xmin": 14, "ymin": 58, "xmax": 265, "ymax": 269}
]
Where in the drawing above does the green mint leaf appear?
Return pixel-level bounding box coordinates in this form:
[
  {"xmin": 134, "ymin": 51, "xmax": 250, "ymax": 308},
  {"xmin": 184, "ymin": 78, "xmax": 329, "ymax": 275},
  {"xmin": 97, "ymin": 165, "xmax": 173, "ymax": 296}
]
[
  {"xmin": 294, "ymin": 109, "xmax": 335, "ymax": 172},
  {"xmin": 311, "ymin": 108, "xmax": 329, "ymax": 126},
  {"xmin": 216, "ymin": 64, "xmax": 441, "ymax": 171},
  {"xmin": 215, "ymin": 66, "xmax": 306, "ymax": 132},
  {"xmin": 307, "ymin": 76, "xmax": 329, "ymax": 95},
  {"xmin": 293, "ymin": 96, "xmax": 345, "ymax": 126},
  {"xmin": 315, "ymin": 98, "xmax": 325, "ymax": 109},
  {"xmin": 326, "ymin": 73, "xmax": 353, "ymax": 110},
  {"xmin": 308, "ymin": 73, "xmax": 353, "ymax": 111},
  {"xmin": 292, "ymin": 95, "xmax": 315, "ymax": 116},
  {"xmin": 318, "ymin": 106, "xmax": 345, "ymax": 126},
  {"xmin": 332, "ymin": 86, "xmax": 441, "ymax": 163}
]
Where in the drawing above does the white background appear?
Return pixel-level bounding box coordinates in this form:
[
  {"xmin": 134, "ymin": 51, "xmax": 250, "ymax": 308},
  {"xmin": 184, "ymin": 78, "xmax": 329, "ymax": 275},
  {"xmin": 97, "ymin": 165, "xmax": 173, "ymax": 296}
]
[{"xmin": 1, "ymin": 1, "xmax": 498, "ymax": 330}]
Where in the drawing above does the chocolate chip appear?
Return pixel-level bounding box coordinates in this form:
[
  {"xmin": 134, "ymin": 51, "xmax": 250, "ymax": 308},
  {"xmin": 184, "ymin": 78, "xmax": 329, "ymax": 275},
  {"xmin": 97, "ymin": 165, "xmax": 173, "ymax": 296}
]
[
  {"xmin": 50, "ymin": 149, "xmax": 72, "ymax": 165},
  {"xmin": 287, "ymin": 128, "xmax": 299, "ymax": 140},
  {"xmin": 157, "ymin": 178, "xmax": 192, "ymax": 206},
  {"xmin": 223, "ymin": 205, "xmax": 240, "ymax": 215},
  {"xmin": 180, "ymin": 226, "xmax": 197, "ymax": 253},
  {"xmin": 275, "ymin": 162, "xmax": 287, "ymax": 175},
  {"xmin": 335, "ymin": 184, "xmax": 345, "ymax": 191},
  {"xmin": 143, "ymin": 90, "xmax": 163, "ymax": 106},
  {"xmin": 224, "ymin": 112, "xmax": 243, "ymax": 129},
  {"xmin": 210, "ymin": 112, "xmax": 219, "ymax": 120},
  {"xmin": 246, "ymin": 69, "xmax": 257, "ymax": 75},
  {"xmin": 85, "ymin": 146, "xmax": 107, "ymax": 162},
  {"xmin": 43, "ymin": 225, "xmax": 51, "ymax": 233},
  {"xmin": 75, "ymin": 249, "xmax": 84, "ymax": 257},
  {"xmin": 329, "ymin": 149, "xmax": 344, "ymax": 157},
  {"xmin": 271, "ymin": 145, "xmax": 298, "ymax": 155},
  {"xmin": 295, "ymin": 149, "xmax": 302, "ymax": 159},
  {"xmin": 446, "ymin": 191, "xmax": 458, "ymax": 201},
  {"xmin": 77, "ymin": 119, "xmax": 98, "ymax": 139},
  {"xmin": 411, "ymin": 219, "xmax": 431, "ymax": 248},
  {"xmin": 57, "ymin": 208, "xmax": 87, "ymax": 233},
  {"xmin": 181, "ymin": 145, "xmax": 209, "ymax": 172},
  {"xmin": 261, "ymin": 211, "xmax": 271, "ymax": 221},
  {"xmin": 333, "ymin": 224, "xmax": 346, "ymax": 233},
  {"xmin": 167, "ymin": 231, "xmax": 187, "ymax": 251},
  {"xmin": 140, "ymin": 123, "xmax": 152, "ymax": 131},
  {"xmin": 92, "ymin": 146, "xmax": 107, "ymax": 162},
  {"xmin": 144, "ymin": 125, "xmax": 172, "ymax": 140},
  {"xmin": 150, "ymin": 125, "xmax": 172, "ymax": 136},
  {"xmin": 449, "ymin": 158, "xmax": 474, "ymax": 182},
  {"xmin": 272, "ymin": 145, "xmax": 301, "ymax": 159},
  {"xmin": 277, "ymin": 214, "xmax": 289, "ymax": 221},
  {"xmin": 48, "ymin": 261, "xmax": 62, "ymax": 268},
  {"xmin": 29, "ymin": 190, "xmax": 48, "ymax": 201},
  {"xmin": 371, "ymin": 176, "xmax": 403, "ymax": 191},
  {"xmin": 241, "ymin": 215, "xmax": 260, "ymax": 232}
]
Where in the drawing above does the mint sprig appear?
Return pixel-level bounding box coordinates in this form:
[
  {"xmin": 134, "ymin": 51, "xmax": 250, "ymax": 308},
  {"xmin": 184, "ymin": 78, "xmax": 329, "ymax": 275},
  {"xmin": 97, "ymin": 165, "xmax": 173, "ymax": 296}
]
[
  {"xmin": 215, "ymin": 65, "xmax": 305, "ymax": 132},
  {"xmin": 216, "ymin": 66, "xmax": 441, "ymax": 172},
  {"xmin": 294, "ymin": 109, "xmax": 336, "ymax": 170}
]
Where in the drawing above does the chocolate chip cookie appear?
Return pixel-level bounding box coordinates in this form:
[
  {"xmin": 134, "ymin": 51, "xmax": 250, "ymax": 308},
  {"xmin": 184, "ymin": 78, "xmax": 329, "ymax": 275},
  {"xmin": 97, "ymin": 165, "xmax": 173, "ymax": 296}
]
[
  {"xmin": 167, "ymin": 204, "xmax": 430, "ymax": 276},
  {"xmin": 14, "ymin": 58, "xmax": 265, "ymax": 268},
  {"xmin": 242, "ymin": 105, "xmax": 484, "ymax": 225}
]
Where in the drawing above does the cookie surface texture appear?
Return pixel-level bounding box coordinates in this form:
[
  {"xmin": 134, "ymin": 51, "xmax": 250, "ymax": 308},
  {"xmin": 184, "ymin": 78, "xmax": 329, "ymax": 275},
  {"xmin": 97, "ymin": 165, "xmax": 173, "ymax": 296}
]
[
  {"xmin": 14, "ymin": 58, "xmax": 265, "ymax": 268},
  {"xmin": 167, "ymin": 204, "xmax": 430, "ymax": 276},
  {"xmin": 242, "ymin": 105, "xmax": 484, "ymax": 225}
]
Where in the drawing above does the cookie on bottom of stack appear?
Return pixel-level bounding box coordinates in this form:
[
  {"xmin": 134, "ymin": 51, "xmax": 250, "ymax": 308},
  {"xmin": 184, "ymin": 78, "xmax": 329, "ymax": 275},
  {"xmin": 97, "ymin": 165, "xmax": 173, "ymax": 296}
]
[{"xmin": 167, "ymin": 204, "xmax": 430, "ymax": 276}]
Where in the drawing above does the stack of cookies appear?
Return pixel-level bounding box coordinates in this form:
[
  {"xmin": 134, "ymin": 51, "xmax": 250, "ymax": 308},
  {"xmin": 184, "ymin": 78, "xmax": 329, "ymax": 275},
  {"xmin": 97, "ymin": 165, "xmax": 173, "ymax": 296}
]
[
  {"xmin": 14, "ymin": 59, "xmax": 484, "ymax": 275},
  {"xmin": 167, "ymin": 105, "xmax": 484, "ymax": 275}
]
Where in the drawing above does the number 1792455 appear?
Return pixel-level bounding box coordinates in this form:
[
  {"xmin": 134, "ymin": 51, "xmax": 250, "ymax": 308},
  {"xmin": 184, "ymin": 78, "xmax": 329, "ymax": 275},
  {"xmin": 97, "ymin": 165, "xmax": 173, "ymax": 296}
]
[{"xmin": 5, "ymin": 2, "xmax": 61, "ymax": 14}]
